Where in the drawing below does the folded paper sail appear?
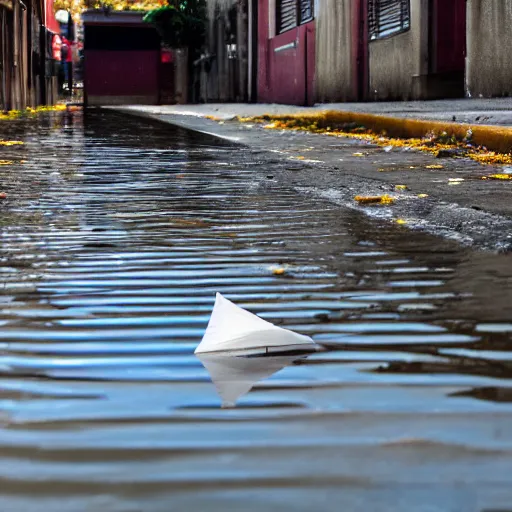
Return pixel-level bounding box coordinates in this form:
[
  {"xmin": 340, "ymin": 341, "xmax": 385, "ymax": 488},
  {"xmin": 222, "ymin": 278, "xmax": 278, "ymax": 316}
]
[
  {"xmin": 197, "ymin": 353, "xmax": 302, "ymax": 407},
  {"xmin": 194, "ymin": 293, "xmax": 319, "ymax": 355}
]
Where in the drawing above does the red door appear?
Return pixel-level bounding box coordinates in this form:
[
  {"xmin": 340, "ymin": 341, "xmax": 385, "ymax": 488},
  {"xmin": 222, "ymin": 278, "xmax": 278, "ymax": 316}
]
[
  {"xmin": 266, "ymin": 22, "xmax": 315, "ymax": 106},
  {"xmin": 353, "ymin": 0, "xmax": 368, "ymax": 101},
  {"xmin": 430, "ymin": 0, "xmax": 466, "ymax": 75}
]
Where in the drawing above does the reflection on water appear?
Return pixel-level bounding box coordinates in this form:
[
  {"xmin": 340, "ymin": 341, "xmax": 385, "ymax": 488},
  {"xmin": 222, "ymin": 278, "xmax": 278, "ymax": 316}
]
[
  {"xmin": 197, "ymin": 353, "xmax": 308, "ymax": 408},
  {"xmin": 0, "ymin": 111, "xmax": 512, "ymax": 511}
]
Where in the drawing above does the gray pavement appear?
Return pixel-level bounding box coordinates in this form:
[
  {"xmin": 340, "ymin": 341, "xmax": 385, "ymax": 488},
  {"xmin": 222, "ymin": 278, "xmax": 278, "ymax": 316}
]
[
  {"xmin": 116, "ymin": 98, "xmax": 512, "ymax": 126},
  {"xmin": 109, "ymin": 104, "xmax": 512, "ymax": 252}
]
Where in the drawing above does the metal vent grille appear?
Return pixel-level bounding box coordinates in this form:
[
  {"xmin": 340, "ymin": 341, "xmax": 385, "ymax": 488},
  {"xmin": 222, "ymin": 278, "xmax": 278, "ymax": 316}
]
[{"xmin": 368, "ymin": 0, "xmax": 410, "ymax": 40}]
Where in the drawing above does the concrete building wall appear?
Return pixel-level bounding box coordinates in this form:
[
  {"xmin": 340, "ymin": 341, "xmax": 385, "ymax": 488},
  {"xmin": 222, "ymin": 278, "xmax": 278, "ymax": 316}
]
[
  {"xmin": 467, "ymin": 0, "xmax": 512, "ymax": 97},
  {"xmin": 369, "ymin": 0, "xmax": 428, "ymax": 101},
  {"xmin": 315, "ymin": 0, "xmax": 355, "ymax": 102}
]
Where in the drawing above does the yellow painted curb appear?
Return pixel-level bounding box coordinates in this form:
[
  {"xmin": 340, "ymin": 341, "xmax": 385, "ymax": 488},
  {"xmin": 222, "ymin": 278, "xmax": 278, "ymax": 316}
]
[{"xmin": 257, "ymin": 110, "xmax": 512, "ymax": 154}]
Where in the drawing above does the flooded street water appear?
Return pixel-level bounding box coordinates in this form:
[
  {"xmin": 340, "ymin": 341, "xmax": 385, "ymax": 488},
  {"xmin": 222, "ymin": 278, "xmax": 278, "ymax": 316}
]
[{"xmin": 1, "ymin": 110, "xmax": 512, "ymax": 512}]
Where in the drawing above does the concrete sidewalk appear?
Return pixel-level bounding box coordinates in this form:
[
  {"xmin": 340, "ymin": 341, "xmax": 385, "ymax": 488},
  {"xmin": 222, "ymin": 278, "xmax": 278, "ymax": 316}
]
[
  {"xmin": 116, "ymin": 100, "xmax": 512, "ymax": 154},
  {"xmin": 116, "ymin": 98, "xmax": 512, "ymax": 126}
]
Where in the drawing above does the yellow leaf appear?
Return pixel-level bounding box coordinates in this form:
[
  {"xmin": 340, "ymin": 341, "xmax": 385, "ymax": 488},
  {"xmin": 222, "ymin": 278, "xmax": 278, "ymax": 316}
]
[
  {"xmin": 483, "ymin": 174, "xmax": 512, "ymax": 180},
  {"xmin": 353, "ymin": 152, "xmax": 365, "ymax": 157},
  {"xmin": 395, "ymin": 219, "xmax": 407, "ymax": 225},
  {"xmin": 355, "ymin": 194, "xmax": 395, "ymax": 205},
  {"xmin": 426, "ymin": 165, "xmax": 444, "ymax": 169},
  {"xmin": 417, "ymin": 194, "xmax": 429, "ymax": 198},
  {"xmin": 272, "ymin": 267, "xmax": 286, "ymax": 276},
  {"xmin": 394, "ymin": 185, "xmax": 408, "ymax": 191},
  {"xmin": 0, "ymin": 141, "xmax": 23, "ymax": 146},
  {"xmin": 0, "ymin": 160, "xmax": 14, "ymax": 165}
]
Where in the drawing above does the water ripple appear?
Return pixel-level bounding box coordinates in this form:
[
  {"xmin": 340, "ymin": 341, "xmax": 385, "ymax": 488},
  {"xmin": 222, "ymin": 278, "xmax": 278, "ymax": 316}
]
[{"xmin": 1, "ymin": 110, "xmax": 512, "ymax": 510}]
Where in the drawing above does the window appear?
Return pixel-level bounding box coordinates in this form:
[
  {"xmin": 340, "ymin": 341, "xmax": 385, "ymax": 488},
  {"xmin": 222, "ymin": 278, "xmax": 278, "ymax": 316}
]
[
  {"xmin": 368, "ymin": 0, "xmax": 410, "ymax": 40},
  {"xmin": 299, "ymin": 0, "xmax": 314, "ymax": 24},
  {"xmin": 277, "ymin": 0, "xmax": 314, "ymax": 34}
]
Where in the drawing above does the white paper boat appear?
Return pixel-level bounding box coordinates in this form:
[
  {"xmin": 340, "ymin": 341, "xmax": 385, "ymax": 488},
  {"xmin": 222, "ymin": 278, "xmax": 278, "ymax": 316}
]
[
  {"xmin": 194, "ymin": 293, "xmax": 320, "ymax": 355},
  {"xmin": 197, "ymin": 353, "xmax": 302, "ymax": 407}
]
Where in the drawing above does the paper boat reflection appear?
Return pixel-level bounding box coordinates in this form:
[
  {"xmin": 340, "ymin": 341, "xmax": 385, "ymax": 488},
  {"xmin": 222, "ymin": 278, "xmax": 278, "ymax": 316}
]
[
  {"xmin": 197, "ymin": 352, "xmax": 307, "ymax": 408},
  {"xmin": 195, "ymin": 293, "xmax": 320, "ymax": 355}
]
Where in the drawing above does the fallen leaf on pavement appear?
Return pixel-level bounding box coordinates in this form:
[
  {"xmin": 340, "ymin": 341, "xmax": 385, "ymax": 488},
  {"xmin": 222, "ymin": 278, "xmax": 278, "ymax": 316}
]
[
  {"xmin": 377, "ymin": 167, "xmax": 400, "ymax": 172},
  {"xmin": 395, "ymin": 185, "xmax": 408, "ymax": 190},
  {"xmin": 0, "ymin": 192, "xmax": 6, "ymax": 199},
  {"xmin": 417, "ymin": 194, "xmax": 429, "ymax": 198},
  {"xmin": 426, "ymin": 165, "xmax": 444, "ymax": 169},
  {"xmin": 0, "ymin": 160, "xmax": 14, "ymax": 165},
  {"xmin": 353, "ymin": 152, "xmax": 365, "ymax": 157},
  {"xmin": 395, "ymin": 219, "xmax": 407, "ymax": 225},
  {"xmin": 271, "ymin": 267, "xmax": 286, "ymax": 276},
  {"xmin": 355, "ymin": 194, "xmax": 395, "ymax": 205},
  {"xmin": 0, "ymin": 141, "xmax": 23, "ymax": 146},
  {"xmin": 482, "ymin": 174, "xmax": 512, "ymax": 180}
]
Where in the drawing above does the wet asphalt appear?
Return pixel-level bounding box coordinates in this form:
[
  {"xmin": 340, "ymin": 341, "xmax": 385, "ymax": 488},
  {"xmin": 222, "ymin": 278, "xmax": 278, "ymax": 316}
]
[{"xmin": 0, "ymin": 110, "xmax": 511, "ymax": 512}]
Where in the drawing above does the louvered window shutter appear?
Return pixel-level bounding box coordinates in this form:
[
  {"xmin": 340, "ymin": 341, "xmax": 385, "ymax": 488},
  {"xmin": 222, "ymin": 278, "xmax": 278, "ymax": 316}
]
[
  {"xmin": 299, "ymin": 0, "xmax": 313, "ymax": 24},
  {"xmin": 278, "ymin": 0, "xmax": 298, "ymax": 34},
  {"xmin": 277, "ymin": 0, "xmax": 314, "ymax": 34},
  {"xmin": 369, "ymin": 0, "xmax": 410, "ymax": 40}
]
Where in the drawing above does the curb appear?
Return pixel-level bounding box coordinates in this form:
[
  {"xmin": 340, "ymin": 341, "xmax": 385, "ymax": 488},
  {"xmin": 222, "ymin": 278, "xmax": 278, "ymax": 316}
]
[{"xmin": 251, "ymin": 110, "xmax": 512, "ymax": 154}]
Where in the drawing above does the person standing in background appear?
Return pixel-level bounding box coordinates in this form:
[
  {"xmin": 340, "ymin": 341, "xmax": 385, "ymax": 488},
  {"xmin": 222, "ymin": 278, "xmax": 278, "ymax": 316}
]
[{"xmin": 61, "ymin": 37, "xmax": 72, "ymax": 93}]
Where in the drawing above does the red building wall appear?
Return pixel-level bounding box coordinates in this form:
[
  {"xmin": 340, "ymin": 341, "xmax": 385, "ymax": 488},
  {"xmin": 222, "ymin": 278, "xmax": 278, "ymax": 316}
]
[
  {"xmin": 257, "ymin": 1, "xmax": 315, "ymax": 106},
  {"xmin": 44, "ymin": 0, "xmax": 61, "ymax": 35}
]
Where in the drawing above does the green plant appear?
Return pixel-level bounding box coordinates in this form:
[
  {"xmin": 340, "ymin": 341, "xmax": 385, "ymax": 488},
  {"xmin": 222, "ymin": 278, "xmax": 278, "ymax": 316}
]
[{"xmin": 143, "ymin": 0, "xmax": 206, "ymax": 49}]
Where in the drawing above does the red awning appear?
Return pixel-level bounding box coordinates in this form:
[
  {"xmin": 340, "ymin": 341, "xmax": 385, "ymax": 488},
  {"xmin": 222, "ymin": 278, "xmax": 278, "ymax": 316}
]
[{"xmin": 45, "ymin": 0, "xmax": 61, "ymax": 35}]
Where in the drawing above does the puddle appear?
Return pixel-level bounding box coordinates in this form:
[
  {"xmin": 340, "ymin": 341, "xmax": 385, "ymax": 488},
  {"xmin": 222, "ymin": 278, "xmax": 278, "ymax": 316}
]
[{"xmin": 0, "ymin": 111, "xmax": 512, "ymax": 511}]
